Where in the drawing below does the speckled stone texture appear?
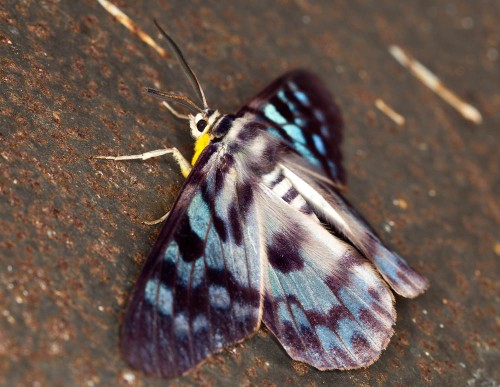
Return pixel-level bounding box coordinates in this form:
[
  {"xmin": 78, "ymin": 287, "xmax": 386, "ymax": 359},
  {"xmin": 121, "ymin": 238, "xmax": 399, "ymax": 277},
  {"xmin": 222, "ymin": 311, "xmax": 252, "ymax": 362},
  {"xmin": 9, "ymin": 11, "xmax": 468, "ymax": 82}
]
[{"xmin": 0, "ymin": 1, "xmax": 499, "ymax": 385}]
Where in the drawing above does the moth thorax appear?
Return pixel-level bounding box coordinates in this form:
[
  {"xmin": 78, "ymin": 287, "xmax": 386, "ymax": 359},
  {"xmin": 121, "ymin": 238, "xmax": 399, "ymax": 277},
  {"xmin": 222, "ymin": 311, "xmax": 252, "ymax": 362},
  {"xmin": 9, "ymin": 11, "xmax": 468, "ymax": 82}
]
[{"xmin": 210, "ymin": 114, "xmax": 236, "ymax": 139}]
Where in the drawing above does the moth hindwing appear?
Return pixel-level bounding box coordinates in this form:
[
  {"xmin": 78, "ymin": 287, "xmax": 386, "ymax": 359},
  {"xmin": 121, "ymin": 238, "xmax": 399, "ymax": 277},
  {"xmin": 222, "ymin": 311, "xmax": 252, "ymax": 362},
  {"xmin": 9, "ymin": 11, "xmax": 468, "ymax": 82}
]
[{"xmin": 96, "ymin": 7, "xmax": 428, "ymax": 378}]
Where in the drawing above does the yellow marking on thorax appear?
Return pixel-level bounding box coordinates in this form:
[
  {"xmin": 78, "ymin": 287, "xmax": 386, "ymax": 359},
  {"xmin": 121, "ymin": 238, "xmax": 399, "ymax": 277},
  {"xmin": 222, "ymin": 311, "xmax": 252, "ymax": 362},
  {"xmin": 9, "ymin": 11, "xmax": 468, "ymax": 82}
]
[{"xmin": 191, "ymin": 132, "xmax": 211, "ymax": 167}]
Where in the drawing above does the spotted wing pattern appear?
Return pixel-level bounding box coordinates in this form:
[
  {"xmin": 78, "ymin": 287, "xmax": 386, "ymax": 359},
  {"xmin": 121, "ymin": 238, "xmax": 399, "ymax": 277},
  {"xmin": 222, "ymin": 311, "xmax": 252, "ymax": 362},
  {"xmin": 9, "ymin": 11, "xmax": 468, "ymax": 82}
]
[
  {"xmin": 121, "ymin": 144, "xmax": 263, "ymax": 378},
  {"xmin": 257, "ymin": 183, "xmax": 396, "ymax": 369},
  {"xmin": 281, "ymin": 163, "xmax": 429, "ymax": 298},
  {"xmin": 239, "ymin": 70, "xmax": 345, "ymax": 185}
]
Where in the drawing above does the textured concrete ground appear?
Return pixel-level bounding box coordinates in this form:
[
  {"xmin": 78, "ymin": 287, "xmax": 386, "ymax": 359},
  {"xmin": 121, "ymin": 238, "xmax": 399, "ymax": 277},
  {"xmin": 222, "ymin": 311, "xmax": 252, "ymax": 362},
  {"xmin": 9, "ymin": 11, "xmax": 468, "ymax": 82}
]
[{"xmin": 1, "ymin": 0, "xmax": 499, "ymax": 385}]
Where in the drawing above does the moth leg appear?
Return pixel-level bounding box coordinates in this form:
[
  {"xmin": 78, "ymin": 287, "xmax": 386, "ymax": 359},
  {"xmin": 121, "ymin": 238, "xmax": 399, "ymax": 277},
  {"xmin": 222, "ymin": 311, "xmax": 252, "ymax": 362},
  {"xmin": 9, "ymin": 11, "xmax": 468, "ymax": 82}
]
[
  {"xmin": 162, "ymin": 101, "xmax": 190, "ymax": 120},
  {"xmin": 94, "ymin": 146, "xmax": 190, "ymax": 225},
  {"xmin": 143, "ymin": 211, "xmax": 170, "ymax": 225},
  {"xmin": 93, "ymin": 147, "xmax": 192, "ymax": 178}
]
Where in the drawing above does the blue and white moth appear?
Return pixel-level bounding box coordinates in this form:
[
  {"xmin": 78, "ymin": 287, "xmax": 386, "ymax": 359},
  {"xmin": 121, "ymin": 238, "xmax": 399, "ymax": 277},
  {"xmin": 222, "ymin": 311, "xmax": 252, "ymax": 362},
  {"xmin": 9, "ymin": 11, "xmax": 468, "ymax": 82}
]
[{"xmin": 96, "ymin": 6, "xmax": 429, "ymax": 379}]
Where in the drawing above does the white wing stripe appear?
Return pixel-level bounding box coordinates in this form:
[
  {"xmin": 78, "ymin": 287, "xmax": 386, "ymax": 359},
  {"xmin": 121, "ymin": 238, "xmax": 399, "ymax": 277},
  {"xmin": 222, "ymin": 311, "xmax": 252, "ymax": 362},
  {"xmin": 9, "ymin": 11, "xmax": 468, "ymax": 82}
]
[{"xmin": 281, "ymin": 165, "xmax": 351, "ymax": 233}]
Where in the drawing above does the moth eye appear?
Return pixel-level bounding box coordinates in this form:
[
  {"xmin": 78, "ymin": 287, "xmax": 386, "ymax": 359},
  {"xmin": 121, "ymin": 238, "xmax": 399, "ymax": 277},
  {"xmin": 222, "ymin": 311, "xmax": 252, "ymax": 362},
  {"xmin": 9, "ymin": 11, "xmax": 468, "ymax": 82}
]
[{"xmin": 196, "ymin": 119, "xmax": 207, "ymax": 132}]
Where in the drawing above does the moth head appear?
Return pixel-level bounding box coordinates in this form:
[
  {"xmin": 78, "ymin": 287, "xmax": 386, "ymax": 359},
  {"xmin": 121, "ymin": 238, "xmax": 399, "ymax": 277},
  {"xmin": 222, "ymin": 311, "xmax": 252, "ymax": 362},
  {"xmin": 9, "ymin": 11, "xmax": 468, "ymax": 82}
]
[
  {"xmin": 147, "ymin": 20, "xmax": 217, "ymax": 140},
  {"xmin": 189, "ymin": 109, "xmax": 222, "ymax": 139}
]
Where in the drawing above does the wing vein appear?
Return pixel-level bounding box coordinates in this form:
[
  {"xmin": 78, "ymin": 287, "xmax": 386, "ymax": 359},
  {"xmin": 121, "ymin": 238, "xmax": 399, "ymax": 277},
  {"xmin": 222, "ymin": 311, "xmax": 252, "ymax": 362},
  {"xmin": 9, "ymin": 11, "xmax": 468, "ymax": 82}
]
[
  {"xmin": 201, "ymin": 221, "xmax": 214, "ymax": 351},
  {"xmin": 268, "ymin": 268, "xmax": 308, "ymax": 353}
]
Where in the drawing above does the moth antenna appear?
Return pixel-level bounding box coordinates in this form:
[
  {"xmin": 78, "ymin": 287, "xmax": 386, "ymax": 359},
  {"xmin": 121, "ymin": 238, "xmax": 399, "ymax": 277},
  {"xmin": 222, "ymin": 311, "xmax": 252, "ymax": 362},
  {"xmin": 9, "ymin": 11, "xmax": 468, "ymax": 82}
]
[
  {"xmin": 153, "ymin": 19, "xmax": 209, "ymax": 109},
  {"xmin": 146, "ymin": 88, "xmax": 203, "ymax": 113}
]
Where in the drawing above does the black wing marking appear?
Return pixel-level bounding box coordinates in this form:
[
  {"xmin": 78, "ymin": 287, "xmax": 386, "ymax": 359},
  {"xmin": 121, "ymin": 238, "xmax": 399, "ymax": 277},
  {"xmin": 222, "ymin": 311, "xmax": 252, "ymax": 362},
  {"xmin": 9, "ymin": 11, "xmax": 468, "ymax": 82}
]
[
  {"xmin": 121, "ymin": 144, "xmax": 263, "ymax": 378},
  {"xmin": 238, "ymin": 70, "xmax": 345, "ymax": 185}
]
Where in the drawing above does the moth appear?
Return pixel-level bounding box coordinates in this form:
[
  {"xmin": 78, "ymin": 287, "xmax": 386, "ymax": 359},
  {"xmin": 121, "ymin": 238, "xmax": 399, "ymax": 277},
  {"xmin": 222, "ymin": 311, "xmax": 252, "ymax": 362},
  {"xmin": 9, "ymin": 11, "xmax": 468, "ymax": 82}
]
[{"xmin": 96, "ymin": 20, "xmax": 429, "ymax": 379}]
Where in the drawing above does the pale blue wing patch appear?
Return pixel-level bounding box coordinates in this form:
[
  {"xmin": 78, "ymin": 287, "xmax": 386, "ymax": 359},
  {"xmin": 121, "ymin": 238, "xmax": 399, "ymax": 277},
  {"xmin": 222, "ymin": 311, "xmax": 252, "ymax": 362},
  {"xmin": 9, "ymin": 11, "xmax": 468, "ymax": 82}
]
[
  {"xmin": 264, "ymin": 104, "xmax": 287, "ymax": 125},
  {"xmin": 312, "ymin": 133, "xmax": 326, "ymax": 155},
  {"xmin": 144, "ymin": 278, "xmax": 173, "ymax": 316}
]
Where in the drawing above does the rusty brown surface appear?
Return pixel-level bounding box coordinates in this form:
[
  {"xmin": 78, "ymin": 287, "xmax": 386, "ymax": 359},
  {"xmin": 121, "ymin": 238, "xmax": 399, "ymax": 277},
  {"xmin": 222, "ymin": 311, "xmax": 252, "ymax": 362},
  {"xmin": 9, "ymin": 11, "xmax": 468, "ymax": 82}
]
[{"xmin": 1, "ymin": 0, "xmax": 499, "ymax": 385}]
